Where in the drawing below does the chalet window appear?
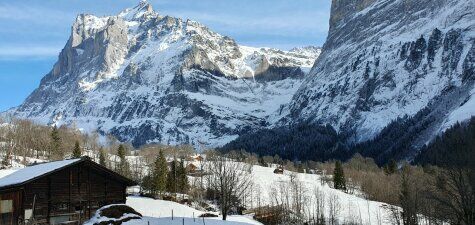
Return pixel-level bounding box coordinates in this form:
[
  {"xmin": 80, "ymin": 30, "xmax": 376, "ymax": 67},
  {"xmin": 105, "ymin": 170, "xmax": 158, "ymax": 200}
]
[
  {"xmin": 0, "ymin": 200, "xmax": 12, "ymax": 213},
  {"xmin": 24, "ymin": 209, "xmax": 33, "ymax": 220}
]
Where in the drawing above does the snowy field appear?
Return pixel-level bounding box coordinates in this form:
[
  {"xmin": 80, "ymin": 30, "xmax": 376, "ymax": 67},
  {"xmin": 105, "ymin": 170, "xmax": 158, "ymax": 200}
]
[
  {"xmin": 0, "ymin": 161, "xmax": 397, "ymax": 225},
  {"xmin": 233, "ymin": 164, "xmax": 392, "ymax": 225},
  {"xmin": 118, "ymin": 217, "xmax": 259, "ymax": 225},
  {"xmin": 126, "ymin": 196, "xmax": 262, "ymax": 225},
  {"xmin": 0, "ymin": 167, "xmax": 261, "ymax": 225}
]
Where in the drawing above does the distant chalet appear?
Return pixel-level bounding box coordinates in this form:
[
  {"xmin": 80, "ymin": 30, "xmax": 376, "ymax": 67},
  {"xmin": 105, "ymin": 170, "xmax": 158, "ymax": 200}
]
[
  {"xmin": 0, "ymin": 157, "xmax": 136, "ymax": 225},
  {"xmin": 273, "ymin": 167, "xmax": 284, "ymax": 174}
]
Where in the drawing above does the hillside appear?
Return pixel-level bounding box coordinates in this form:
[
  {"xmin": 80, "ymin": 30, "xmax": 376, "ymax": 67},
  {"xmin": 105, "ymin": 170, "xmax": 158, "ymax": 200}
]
[
  {"xmin": 228, "ymin": 0, "xmax": 475, "ymax": 162},
  {"xmin": 0, "ymin": 158, "xmax": 396, "ymax": 225},
  {"xmin": 286, "ymin": 0, "xmax": 474, "ymax": 142}
]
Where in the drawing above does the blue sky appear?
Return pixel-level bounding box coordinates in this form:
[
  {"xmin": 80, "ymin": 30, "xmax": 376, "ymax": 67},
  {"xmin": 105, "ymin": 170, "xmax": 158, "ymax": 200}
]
[{"xmin": 0, "ymin": 0, "xmax": 331, "ymax": 111}]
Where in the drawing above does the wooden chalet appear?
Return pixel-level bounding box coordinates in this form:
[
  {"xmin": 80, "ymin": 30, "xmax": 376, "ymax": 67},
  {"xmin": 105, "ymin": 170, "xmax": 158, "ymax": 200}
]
[
  {"xmin": 185, "ymin": 155, "xmax": 204, "ymax": 162},
  {"xmin": 185, "ymin": 162, "xmax": 205, "ymax": 177},
  {"xmin": 273, "ymin": 167, "xmax": 284, "ymax": 174},
  {"xmin": 194, "ymin": 155, "xmax": 204, "ymax": 162},
  {"xmin": 185, "ymin": 163, "xmax": 198, "ymax": 173},
  {"xmin": 0, "ymin": 157, "xmax": 136, "ymax": 225}
]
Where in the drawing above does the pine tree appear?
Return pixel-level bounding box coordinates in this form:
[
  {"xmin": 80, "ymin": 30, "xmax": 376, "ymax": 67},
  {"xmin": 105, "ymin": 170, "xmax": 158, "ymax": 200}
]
[
  {"xmin": 154, "ymin": 150, "xmax": 168, "ymax": 197},
  {"xmin": 118, "ymin": 144, "xmax": 126, "ymax": 159},
  {"xmin": 333, "ymin": 161, "xmax": 346, "ymax": 191},
  {"xmin": 50, "ymin": 125, "xmax": 63, "ymax": 160},
  {"xmin": 177, "ymin": 159, "xmax": 189, "ymax": 193},
  {"xmin": 167, "ymin": 160, "xmax": 177, "ymax": 194},
  {"xmin": 72, "ymin": 141, "xmax": 82, "ymax": 158},
  {"xmin": 141, "ymin": 174, "xmax": 154, "ymax": 195},
  {"xmin": 1, "ymin": 149, "xmax": 11, "ymax": 168},
  {"xmin": 116, "ymin": 145, "xmax": 130, "ymax": 178},
  {"xmin": 384, "ymin": 159, "xmax": 397, "ymax": 175},
  {"xmin": 99, "ymin": 147, "xmax": 106, "ymax": 166}
]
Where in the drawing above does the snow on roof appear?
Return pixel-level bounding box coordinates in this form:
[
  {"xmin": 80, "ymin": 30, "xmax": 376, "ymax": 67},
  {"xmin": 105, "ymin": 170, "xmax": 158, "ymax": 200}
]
[{"xmin": 0, "ymin": 158, "xmax": 82, "ymax": 188}]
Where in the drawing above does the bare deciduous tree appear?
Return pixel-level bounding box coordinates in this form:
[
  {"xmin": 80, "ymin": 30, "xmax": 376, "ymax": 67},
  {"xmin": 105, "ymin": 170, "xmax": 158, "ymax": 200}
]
[
  {"xmin": 328, "ymin": 193, "xmax": 342, "ymax": 225},
  {"xmin": 313, "ymin": 186, "xmax": 326, "ymax": 224},
  {"xmin": 431, "ymin": 167, "xmax": 475, "ymax": 225},
  {"xmin": 206, "ymin": 153, "xmax": 253, "ymax": 220}
]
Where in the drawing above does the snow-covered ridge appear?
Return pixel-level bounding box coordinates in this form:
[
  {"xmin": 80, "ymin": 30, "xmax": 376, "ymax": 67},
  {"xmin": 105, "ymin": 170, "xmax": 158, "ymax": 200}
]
[
  {"xmin": 284, "ymin": 0, "xmax": 475, "ymax": 151},
  {"xmin": 8, "ymin": 1, "xmax": 321, "ymax": 147},
  {"xmin": 69, "ymin": 2, "xmax": 320, "ymax": 89}
]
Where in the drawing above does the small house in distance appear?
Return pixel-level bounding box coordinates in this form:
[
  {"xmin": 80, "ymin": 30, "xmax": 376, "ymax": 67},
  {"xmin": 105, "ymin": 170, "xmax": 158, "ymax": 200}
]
[
  {"xmin": 273, "ymin": 167, "xmax": 284, "ymax": 174},
  {"xmin": 0, "ymin": 157, "xmax": 136, "ymax": 225},
  {"xmin": 185, "ymin": 155, "xmax": 204, "ymax": 163},
  {"xmin": 185, "ymin": 162, "xmax": 205, "ymax": 177},
  {"xmin": 185, "ymin": 163, "xmax": 198, "ymax": 173},
  {"xmin": 194, "ymin": 155, "xmax": 204, "ymax": 162}
]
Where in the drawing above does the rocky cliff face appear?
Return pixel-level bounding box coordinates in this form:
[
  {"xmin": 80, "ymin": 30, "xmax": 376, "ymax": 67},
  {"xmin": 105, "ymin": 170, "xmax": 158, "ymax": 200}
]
[
  {"xmin": 284, "ymin": 0, "xmax": 475, "ymax": 150},
  {"xmin": 10, "ymin": 1, "xmax": 320, "ymax": 147}
]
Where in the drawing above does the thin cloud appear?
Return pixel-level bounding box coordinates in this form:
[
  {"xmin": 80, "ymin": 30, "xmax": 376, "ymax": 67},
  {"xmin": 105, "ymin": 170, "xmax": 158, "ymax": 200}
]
[
  {"xmin": 0, "ymin": 46, "xmax": 61, "ymax": 59},
  {"xmin": 0, "ymin": 3, "xmax": 74, "ymax": 26},
  {"xmin": 0, "ymin": 1, "xmax": 331, "ymax": 57}
]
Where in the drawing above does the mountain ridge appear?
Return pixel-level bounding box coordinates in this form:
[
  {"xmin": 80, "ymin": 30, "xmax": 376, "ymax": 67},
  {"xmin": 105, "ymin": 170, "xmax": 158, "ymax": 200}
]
[
  {"xmin": 6, "ymin": 1, "xmax": 321, "ymax": 147},
  {"xmin": 224, "ymin": 0, "xmax": 475, "ymax": 162},
  {"xmin": 7, "ymin": 0, "xmax": 474, "ymax": 162},
  {"xmin": 284, "ymin": 0, "xmax": 475, "ymax": 143}
]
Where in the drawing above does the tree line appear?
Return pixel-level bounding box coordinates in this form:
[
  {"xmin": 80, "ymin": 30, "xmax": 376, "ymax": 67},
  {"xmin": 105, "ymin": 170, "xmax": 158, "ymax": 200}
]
[
  {"xmin": 140, "ymin": 150, "xmax": 189, "ymax": 198},
  {"xmin": 220, "ymin": 107, "xmax": 444, "ymax": 167}
]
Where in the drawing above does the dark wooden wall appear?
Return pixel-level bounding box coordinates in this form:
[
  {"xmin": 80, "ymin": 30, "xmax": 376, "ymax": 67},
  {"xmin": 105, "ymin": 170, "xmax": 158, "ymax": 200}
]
[
  {"xmin": 19, "ymin": 162, "xmax": 127, "ymax": 225},
  {"xmin": 0, "ymin": 190, "xmax": 22, "ymax": 225}
]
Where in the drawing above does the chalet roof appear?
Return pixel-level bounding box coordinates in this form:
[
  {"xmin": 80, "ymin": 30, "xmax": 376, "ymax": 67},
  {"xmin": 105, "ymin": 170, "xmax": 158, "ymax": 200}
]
[
  {"xmin": 0, "ymin": 157, "xmax": 136, "ymax": 190},
  {"xmin": 186, "ymin": 162, "xmax": 198, "ymax": 168},
  {"xmin": 0, "ymin": 158, "xmax": 81, "ymax": 188}
]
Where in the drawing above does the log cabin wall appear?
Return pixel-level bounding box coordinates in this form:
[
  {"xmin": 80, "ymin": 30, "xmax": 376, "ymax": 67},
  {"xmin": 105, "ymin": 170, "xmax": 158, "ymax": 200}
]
[
  {"xmin": 0, "ymin": 190, "xmax": 22, "ymax": 225},
  {"xmin": 18, "ymin": 161, "xmax": 128, "ymax": 225}
]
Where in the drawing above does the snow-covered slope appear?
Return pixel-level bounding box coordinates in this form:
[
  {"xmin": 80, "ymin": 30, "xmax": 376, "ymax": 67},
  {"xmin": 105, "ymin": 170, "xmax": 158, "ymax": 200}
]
[
  {"xmin": 0, "ymin": 159, "xmax": 397, "ymax": 225},
  {"xmin": 282, "ymin": 0, "xmax": 475, "ymax": 149},
  {"xmin": 8, "ymin": 1, "xmax": 320, "ymax": 147},
  {"xmin": 126, "ymin": 197, "xmax": 261, "ymax": 225},
  {"xmin": 105, "ymin": 165, "xmax": 396, "ymax": 225}
]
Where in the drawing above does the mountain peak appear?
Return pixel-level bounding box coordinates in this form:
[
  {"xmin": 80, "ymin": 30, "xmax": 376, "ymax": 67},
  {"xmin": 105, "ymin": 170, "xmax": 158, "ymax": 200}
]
[
  {"xmin": 10, "ymin": 0, "xmax": 321, "ymax": 148},
  {"xmin": 136, "ymin": 0, "xmax": 153, "ymax": 10},
  {"xmin": 289, "ymin": 46, "xmax": 322, "ymax": 57},
  {"xmin": 118, "ymin": 0, "xmax": 157, "ymax": 21}
]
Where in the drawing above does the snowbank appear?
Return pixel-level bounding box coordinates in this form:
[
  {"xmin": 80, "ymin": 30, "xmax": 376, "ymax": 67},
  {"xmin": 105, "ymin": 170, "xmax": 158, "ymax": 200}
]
[{"xmin": 126, "ymin": 196, "xmax": 262, "ymax": 225}]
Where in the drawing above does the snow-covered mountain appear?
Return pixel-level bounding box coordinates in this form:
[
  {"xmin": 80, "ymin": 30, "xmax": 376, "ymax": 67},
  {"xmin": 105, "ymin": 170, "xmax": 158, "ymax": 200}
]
[
  {"xmin": 8, "ymin": 0, "xmax": 473, "ymax": 158},
  {"xmin": 281, "ymin": 0, "xmax": 475, "ymax": 150},
  {"xmin": 8, "ymin": 1, "xmax": 320, "ymax": 147}
]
